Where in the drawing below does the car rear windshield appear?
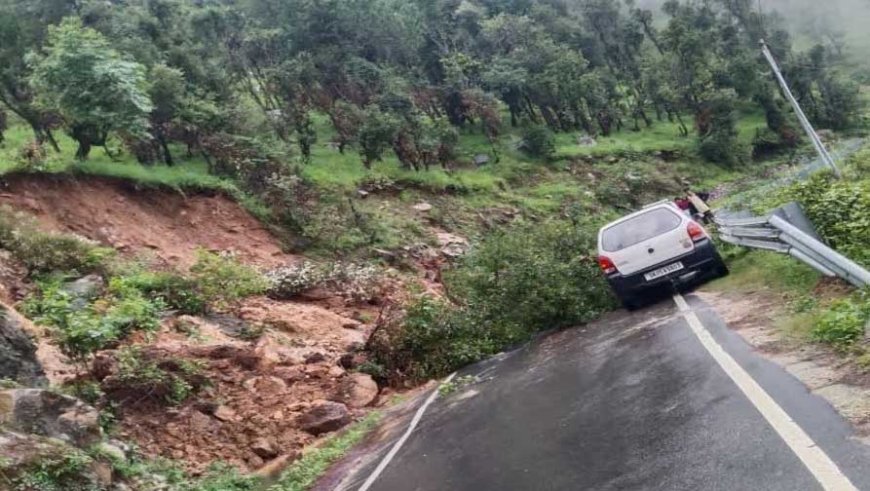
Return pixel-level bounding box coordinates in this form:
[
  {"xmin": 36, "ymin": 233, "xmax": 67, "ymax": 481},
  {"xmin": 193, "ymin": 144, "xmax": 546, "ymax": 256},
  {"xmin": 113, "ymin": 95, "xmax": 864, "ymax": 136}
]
[{"xmin": 601, "ymin": 208, "xmax": 682, "ymax": 252}]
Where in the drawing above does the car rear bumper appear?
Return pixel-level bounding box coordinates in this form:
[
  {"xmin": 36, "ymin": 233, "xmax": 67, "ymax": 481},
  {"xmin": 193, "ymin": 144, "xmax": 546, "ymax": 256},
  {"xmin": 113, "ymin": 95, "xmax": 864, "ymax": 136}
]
[{"xmin": 605, "ymin": 239, "xmax": 720, "ymax": 297}]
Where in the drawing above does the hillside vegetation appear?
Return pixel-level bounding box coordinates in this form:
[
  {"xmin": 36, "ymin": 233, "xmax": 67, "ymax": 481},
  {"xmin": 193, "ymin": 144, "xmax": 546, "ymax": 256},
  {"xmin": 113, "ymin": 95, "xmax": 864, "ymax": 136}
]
[{"xmin": 0, "ymin": 0, "xmax": 868, "ymax": 489}]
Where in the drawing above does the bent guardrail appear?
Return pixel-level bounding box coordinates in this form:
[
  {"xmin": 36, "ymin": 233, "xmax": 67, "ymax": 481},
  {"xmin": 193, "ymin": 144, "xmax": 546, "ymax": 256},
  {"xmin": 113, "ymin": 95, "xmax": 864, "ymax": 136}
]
[{"xmin": 714, "ymin": 204, "xmax": 870, "ymax": 288}]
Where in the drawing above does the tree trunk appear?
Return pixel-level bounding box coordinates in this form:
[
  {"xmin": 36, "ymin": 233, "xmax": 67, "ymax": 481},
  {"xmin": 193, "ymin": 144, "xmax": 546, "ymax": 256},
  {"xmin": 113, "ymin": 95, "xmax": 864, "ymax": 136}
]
[
  {"xmin": 75, "ymin": 140, "xmax": 91, "ymax": 161},
  {"xmin": 158, "ymin": 134, "xmax": 174, "ymax": 166}
]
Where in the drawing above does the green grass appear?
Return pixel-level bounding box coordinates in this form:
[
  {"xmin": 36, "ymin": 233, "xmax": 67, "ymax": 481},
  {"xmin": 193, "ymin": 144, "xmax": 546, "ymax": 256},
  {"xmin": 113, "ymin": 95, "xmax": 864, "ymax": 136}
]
[
  {"xmin": 270, "ymin": 412, "xmax": 381, "ymax": 491},
  {"xmin": 707, "ymin": 250, "xmax": 820, "ymax": 296},
  {"xmin": 0, "ymin": 124, "xmax": 236, "ymax": 192}
]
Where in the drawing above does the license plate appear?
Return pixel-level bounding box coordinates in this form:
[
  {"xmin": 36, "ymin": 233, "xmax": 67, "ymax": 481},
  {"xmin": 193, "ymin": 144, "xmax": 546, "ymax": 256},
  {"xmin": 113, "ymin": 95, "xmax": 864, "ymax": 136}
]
[{"xmin": 644, "ymin": 262, "xmax": 684, "ymax": 281}]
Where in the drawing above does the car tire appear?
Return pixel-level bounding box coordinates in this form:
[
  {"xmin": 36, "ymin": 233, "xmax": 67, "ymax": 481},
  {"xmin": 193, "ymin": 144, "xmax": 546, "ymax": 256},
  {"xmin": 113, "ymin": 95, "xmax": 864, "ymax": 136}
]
[
  {"xmin": 621, "ymin": 295, "xmax": 643, "ymax": 311},
  {"xmin": 713, "ymin": 257, "xmax": 730, "ymax": 278}
]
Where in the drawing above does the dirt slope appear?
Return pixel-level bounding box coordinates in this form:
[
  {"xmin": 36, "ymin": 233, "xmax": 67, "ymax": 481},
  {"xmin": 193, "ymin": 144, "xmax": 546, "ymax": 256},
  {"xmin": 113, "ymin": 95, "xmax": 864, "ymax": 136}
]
[
  {"xmin": 0, "ymin": 174, "xmax": 291, "ymax": 268},
  {"xmin": 0, "ymin": 174, "xmax": 392, "ymax": 475}
]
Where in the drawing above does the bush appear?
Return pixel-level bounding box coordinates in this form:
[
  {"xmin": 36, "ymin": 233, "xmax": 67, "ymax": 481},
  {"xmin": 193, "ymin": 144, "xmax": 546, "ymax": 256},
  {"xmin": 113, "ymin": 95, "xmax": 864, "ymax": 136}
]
[
  {"xmin": 519, "ymin": 124, "xmax": 556, "ymax": 159},
  {"xmin": 266, "ymin": 261, "xmax": 383, "ymax": 302},
  {"xmin": 0, "ymin": 208, "xmax": 114, "ymax": 275},
  {"xmin": 23, "ymin": 276, "xmax": 162, "ymax": 364},
  {"xmin": 779, "ymin": 174, "xmax": 870, "ymax": 267},
  {"xmin": 189, "ymin": 250, "xmax": 267, "ymax": 308},
  {"xmin": 812, "ymin": 294, "xmax": 870, "ymax": 348},
  {"xmin": 111, "ymin": 271, "xmax": 206, "ymax": 315},
  {"xmin": 369, "ymin": 220, "xmax": 616, "ymax": 383},
  {"xmin": 108, "ymin": 346, "xmax": 206, "ymax": 405}
]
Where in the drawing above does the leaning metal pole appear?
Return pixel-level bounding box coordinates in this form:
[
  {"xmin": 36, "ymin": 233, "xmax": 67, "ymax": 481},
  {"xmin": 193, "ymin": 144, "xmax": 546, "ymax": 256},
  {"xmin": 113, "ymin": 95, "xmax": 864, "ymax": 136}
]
[{"xmin": 759, "ymin": 39, "xmax": 842, "ymax": 178}]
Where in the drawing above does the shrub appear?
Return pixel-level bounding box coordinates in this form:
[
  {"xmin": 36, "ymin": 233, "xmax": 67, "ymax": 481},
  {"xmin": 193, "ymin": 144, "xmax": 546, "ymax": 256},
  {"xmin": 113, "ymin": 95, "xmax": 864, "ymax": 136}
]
[
  {"xmin": 0, "ymin": 208, "xmax": 114, "ymax": 275},
  {"xmin": 812, "ymin": 294, "xmax": 870, "ymax": 348},
  {"xmin": 369, "ymin": 220, "xmax": 616, "ymax": 383},
  {"xmin": 111, "ymin": 271, "xmax": 206, "ymax": 315},
  {"xmin": 779, "ymin": 174, "xmax": 870, "ymax": 267},
  {"xmin": 11, "ymin": 446, "xmax": 96, "ymax": 491},
  {"xmin": 189, "ymin": 250, "xmax": 267, "ymax": 308},
  {"xmin": 23, "ymin": 276, "xmax": 162, "ymax": 365},
  {"xmin": 519, "ymin": 124, "xmax": 556, "ymax": 159},
  {"xmin": 266, "ymin": 261, "xmax": 383, "ymax": 302},
  {"xmin": 265, "ymin": 262, "xmax": 328, "ymax": 299},
  {"xmin": 109, "ymin": 346, "xmax": 206, "ymax": 405}
]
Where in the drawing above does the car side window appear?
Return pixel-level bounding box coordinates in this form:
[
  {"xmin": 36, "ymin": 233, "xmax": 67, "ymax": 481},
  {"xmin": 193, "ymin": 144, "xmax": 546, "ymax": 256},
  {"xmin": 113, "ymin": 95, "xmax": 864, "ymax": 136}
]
[{"xmin": 602, "ymin": 208, "xmax": 682, "ymax": 252}]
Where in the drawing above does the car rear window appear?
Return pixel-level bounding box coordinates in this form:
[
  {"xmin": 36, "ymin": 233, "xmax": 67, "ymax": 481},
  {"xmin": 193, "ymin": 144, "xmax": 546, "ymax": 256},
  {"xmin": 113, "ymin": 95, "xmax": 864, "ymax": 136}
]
[{"xmin": 601, "ymin": 208, "xmax": 682, "ymax": 252}]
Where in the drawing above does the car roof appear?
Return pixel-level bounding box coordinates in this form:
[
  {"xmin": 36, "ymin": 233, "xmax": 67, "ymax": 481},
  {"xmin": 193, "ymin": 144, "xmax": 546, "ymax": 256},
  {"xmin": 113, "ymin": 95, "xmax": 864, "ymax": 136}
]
[{"xmin": 598, "ymin": 203, "xmax": 683, "ymax": 237}]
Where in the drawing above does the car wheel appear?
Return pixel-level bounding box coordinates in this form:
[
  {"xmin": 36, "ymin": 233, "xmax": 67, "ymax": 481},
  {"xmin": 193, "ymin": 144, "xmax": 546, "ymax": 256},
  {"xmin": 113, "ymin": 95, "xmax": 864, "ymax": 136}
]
[
  {"xmin": 714, "ymin": 257, "xmax": 730, "ymax": 278},
  {"xmin": 621, "ymin": 294, "xmax": 643, "ymax": 311}
]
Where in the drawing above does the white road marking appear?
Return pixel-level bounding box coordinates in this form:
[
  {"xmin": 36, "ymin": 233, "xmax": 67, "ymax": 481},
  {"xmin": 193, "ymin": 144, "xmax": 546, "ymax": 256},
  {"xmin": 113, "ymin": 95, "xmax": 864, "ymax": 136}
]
[
  {"xmin": 359, "ymin": 372, "xmax": 457, "ymax": 491},
  {"xmin": 673, "ymin": 293, "xmax": 856, "ymax": 491}
]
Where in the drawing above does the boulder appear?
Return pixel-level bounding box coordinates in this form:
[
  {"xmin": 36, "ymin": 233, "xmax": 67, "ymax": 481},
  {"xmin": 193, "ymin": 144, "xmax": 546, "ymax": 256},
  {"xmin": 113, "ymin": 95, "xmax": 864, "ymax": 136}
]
[
  {"xmin": 0, "ymin": 389, "xmax": 102, "ymax": 447},
  {"xmin": 412, "ymin": 202, "xmax": 433, "ymax": 212},
  {"xmin": 339, "ymin": 373, "xmax": 379, "ymax": 408},
  {"xmin": 0, "ymin": 306, "xmax": 45, "ymax": 386},
  {"xmin": 298, "ymin": 401, "xmax": 351, "ymax": 435},
  {"xmin": 473, "ymin": 154, "xmax": 491, "ymax": 167},
  {"xmin": 242, "ymin": 376, "xmax": 287, "ymax": 395},
  {"xmin": 250, "ymin": 437, "xmax": 279, "ymax": 459},
  {"xmin": 61, "ymin": 275, "xmax": 104, "ymax": 310},
  {"xmin": 0, "ymin": 429, "xmax": 101, "ymax": 488},
  {"xmin": 213, "ymin": 405, "xmax": 237, "ymax": 422}
]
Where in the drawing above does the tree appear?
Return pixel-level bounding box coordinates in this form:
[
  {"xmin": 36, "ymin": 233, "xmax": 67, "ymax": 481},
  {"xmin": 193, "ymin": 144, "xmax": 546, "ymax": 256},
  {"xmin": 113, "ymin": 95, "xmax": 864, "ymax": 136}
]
[
  {"xmin": 29, "ymin": 18, "xmax": 152, "ymax": 160},
  {"xmin": 358, "ymin": 106, "xmax": 398, "ymax": 169},
  {"xmin": 147, "ymin": 63, "xmax": 186, "ymax": 165}
]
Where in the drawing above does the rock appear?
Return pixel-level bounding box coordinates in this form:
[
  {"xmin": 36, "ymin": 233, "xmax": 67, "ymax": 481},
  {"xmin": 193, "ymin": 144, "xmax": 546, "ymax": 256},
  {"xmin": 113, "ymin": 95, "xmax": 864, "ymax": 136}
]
[
  {"xmin": 254, "ymin": 452, "xmax": 300, "ymax": 479},
  {"xmin": 93, "ymin": 460, "xmax": 114, "ymax": 487},
  {"xmin": 242, "ymin": 375, "xmax": 287, "ymax": 395},
  {"xmin": 339, "ymin": 353, "xmax": 367, "ymax": 370},
  {"xmin": 0, "ymin": 429, "xmax": 101, "ymax": 487},
  {"xmin": 91, "ymin": 352, "xmax": 118, "ymax": 381},
  {"xmin": 412, "ymin": 202, "xmax": 433, "ymax": 212},
  {"xmin": 339, "ymin": 373, "xmax": 379, "ymax": 408},
  {"xmin": 61, "ymin": 275, "xmax": 104, "ymax": 310},
  {"xmin": 272, "ymin": 366, "xmax": 305, "ymax": 384},
  {"xmin": 98, "ymin": 441, "xmax": 128, "ymax": 462},
  {"xmin": 213, "ymin": 405, "xmax": 237, "ymax": 422},
  {"xmin": 304, "ymin": 351, "xmax": 326, "ymax": 364},
  {"xmin": 0, "ymin": 305, "xmax": 46, "ymax": 386},
  {"xmin": 298, "ymin": 401, "xmax": 351, "ymax": 435},
  {"xmin": 251, "ymin": 437, "xmax": 279, "ymax": 459},
  {"xmin": 328, "ymin": 365, "xmax": 346, "ymax": 378},
  {"xmin": 576, "ymin": 134, "xmax": 597, "ymax": 147},
  {"xmin": 356, "ymin": 189, "xmax": 370, "ymax": 199},
  {"xmin": 0, "ymin": 389, "xmax": 102, "ymax": 446},
  {"xmin": 473, "ymin": 154, "xmax": 491, "ymax": 167}
]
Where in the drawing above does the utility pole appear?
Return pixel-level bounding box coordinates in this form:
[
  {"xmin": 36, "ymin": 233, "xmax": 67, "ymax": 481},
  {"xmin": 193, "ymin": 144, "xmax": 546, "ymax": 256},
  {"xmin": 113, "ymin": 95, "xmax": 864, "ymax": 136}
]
[{"xmin": 759, "ymin": 39, "xmax": 842, "ymax": 178}]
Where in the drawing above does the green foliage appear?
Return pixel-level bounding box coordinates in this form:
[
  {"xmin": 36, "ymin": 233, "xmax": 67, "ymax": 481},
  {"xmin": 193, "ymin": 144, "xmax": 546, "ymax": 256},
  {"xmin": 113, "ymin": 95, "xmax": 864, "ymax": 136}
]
[
  {"xmin": 519, "ymin": 124, "xmax": 556, "ymax": 160},
  {"xmin": 22, "ymin": 275, "xmax": 162, "ymax": 364},
  {"xmin": 10, "ymin": 446, "xmax": 96, "ymax": 491},
  {"xmin": 0, "ymin": 208, "xmax": 114, "ymax": 275},
  {"xmin": 778, "ymin": 173, "xmax": 870, "ymax": 267},
  {"xmin": 358, "ymin": 107, "xmax": 398, "ymax": 168},
  {"xmin": 111, "ymin": 271, "xmax": 206, "ymax": 315},
  {"xmin": 189, "ymin": 250, "xmax": 267, "ymax": 308},
  {"xmin": 270, "ymin": 413, "xmax": 381, "ymax": 491},
  {"xmin": 370, "ymin": 220, "xmax": 616, "ymax": 382},
  {"xmin": 111, "ymin": 346, "xmax": 204, "ymax": 406},
  {"xmin": 812, "ymin": 294, "xmax": 870, "ymax": 348},
  {"xmin": 28, "ymin": 18, "xmax": 152, "ymax": 160}
]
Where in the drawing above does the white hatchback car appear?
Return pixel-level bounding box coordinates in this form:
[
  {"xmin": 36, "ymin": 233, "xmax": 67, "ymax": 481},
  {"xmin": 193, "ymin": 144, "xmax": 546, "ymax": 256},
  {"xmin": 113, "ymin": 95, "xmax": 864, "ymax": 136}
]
[{"xmin": 597, "ymin": 202, "xmax": 728, "ymax": 309}]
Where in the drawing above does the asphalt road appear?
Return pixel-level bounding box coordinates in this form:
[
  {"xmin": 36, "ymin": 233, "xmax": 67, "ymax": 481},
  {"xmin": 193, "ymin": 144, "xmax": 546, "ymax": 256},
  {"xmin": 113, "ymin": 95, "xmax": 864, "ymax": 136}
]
[{"xmin": 335, "ymin": 294, "xmax": 870, "ymax": 491}]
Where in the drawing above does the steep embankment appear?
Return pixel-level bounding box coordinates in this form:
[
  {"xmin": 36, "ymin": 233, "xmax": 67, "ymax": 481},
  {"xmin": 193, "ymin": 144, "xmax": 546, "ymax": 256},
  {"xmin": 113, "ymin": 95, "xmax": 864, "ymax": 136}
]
[
  {"xmin": 0, "ymin": 174, "xmax": 289, "ymax": 268},
  {"xmin": 0, "ymin": 174, "xmax": 393, "ymax": 477}
]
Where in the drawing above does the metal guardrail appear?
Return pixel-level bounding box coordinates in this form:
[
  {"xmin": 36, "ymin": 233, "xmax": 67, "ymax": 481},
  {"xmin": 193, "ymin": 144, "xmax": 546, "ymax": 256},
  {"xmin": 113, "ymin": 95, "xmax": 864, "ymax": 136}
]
[{"xmin": 714, "ymin": 204, "xmax": 870, "ymax": 288}]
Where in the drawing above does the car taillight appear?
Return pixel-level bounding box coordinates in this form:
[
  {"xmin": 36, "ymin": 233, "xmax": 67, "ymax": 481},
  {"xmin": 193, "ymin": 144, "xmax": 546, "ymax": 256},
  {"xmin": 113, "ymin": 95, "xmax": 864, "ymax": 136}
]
[
  {"xmin": 598, "ymin": 255, "xmax": 617, "ymax": 274},
  {"xmin": 687, "ymin": 221, "xmax": 706, "ymax": 242}
]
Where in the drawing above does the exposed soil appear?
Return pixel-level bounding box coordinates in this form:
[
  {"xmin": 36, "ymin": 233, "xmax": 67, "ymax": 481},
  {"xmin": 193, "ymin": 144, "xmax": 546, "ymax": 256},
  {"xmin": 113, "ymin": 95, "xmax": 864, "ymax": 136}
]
[
  {"xmin": 0, "ymin": 175, "xmax": 416, "ymax": 475},
  {"xmin": 0, "ymin": 174, "xmax": 293, "ymax": 268}
]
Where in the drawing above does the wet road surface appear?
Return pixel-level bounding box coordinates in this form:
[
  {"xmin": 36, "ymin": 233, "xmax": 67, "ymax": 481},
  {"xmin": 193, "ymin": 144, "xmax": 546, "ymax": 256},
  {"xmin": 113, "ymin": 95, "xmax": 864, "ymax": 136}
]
[{"xmin": 335, "ymin": 294, "xmax": 870, "ymax": 491}]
